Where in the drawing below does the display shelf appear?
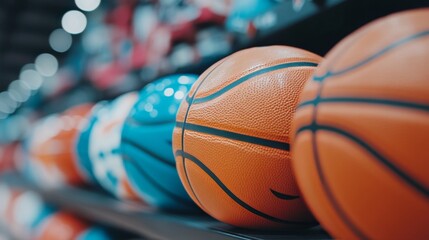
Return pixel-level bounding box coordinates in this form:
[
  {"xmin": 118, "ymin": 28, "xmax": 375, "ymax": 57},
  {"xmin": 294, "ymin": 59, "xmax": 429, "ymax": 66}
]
[{"xmin": 1, "ymin": 172, "xmax": 331, "ymax": 240}]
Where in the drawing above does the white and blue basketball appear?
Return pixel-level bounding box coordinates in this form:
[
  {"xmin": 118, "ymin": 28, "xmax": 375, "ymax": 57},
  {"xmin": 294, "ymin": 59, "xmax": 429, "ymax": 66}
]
[
  {"xmin": 75, "ymin": 102, "xmax": 108, "ymax": 184},
  {"xmin": 12, "ymin": 191, "xmax": 55, "ymax": 239},
  {"xmin": 89, "ymin": 93, "xmax": 139, "ymax": 200}
]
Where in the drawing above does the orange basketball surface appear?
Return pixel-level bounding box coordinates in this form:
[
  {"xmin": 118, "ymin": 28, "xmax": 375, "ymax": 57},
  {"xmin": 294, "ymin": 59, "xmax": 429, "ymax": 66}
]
[
  {"xmin": 31, "ymin": 104, "xmax": 93, "ymax": 186},
  {"xmin": 292, "ymin": 8, "xmax": 429, "ymax": 239},
  {"xmin": 173, "ymin": 46, "xmax": 322, "ymax": 229}
]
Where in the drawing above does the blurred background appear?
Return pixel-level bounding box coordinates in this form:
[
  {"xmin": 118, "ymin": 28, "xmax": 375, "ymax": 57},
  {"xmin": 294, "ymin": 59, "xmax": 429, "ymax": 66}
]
[
  {"xmin": 0, "ymin": 0, "xmax": 426, "ymax": 144},
  {"xmin": 0, "ymin": 0, "xmax": 287, "ymax": 143}
]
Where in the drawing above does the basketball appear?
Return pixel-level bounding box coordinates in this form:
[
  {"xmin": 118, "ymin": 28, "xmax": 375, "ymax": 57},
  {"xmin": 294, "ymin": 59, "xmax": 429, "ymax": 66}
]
[
  {"xmin": 31, "ymin": 104, "xmax": 93, "ymax": 186},
  {"xmin": 75, "ymin": 101, "xmax": 108, "ymax": 184},
  {"xmin": 1, "ymin": 188, "xmax": 23, "ymax": 229},
  {"xmin": 0, "ymin": 184, "xmax": 14, "ymax": 224},
  {"xmin": 36, "ymin": 212, "xmax": 88, "ymax": 240},
  {"xmin": 21, "ymin": 127, "xmax": 47, "ymax": 184},
  {"xmin": 172, "ymin": 46, "xmax": 322, "ymax": 228},
  {"xmin": 28, "ymin": 115, "xmax": 62, "ymax": 185},
  {"xmin": 89, "ymin": 92, "xmax": 139, "ymax": 200},
  {"xmin": 292, "ymin": 9, "xmax": 429, "ymax": 239},
  {"xmin": 121, "ymin": 74, "xmax": 198, "ymax": 210},
  {"xmin": 11, "ymin": 191, "xmax": 55, "ymax": 239}
]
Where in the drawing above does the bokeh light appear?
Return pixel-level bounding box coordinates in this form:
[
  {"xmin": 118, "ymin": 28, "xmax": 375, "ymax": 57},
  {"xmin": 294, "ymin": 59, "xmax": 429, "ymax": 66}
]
[
  {"xmin": 62, "ymin": 10, "xmax": 87, "ymax": 34},
  {"xmin": 174, "ymin": 91, "xmax": 185, "ymax": 100},
  {"xmin": 20, "ymin": 69, "xmax": 43, "ymax": 90},
  {"xmin": 35, "ymin": 53, "xmax": 58, "ymax": 77},
  {"xmin": 163, "ymin": 88, "xmax": 174, "ymax": 97},
  {"xmin": 8, "ymin": 80, "xmax": 31, "ymax": 102},
  {"xmin": 49, "ymin": 29, "xmax": 72, "ymax": 53},
  {"xmin": 0, "ymin": 92, "xmax": 18, "ymax": 111},
  {"xmin": 75, "ymin": 0, "xmax": 101, "ymax": 12},
  {"xmin": 21, "ymin": 63, "xmax": 36, "ymax": 72},
  {"xmin": 0, "ymin": 92, "xmax": 13, "ymax": 114},
  {"xmin": 7, "ymin": 88, "xmax": 21, "ymax": 103}
]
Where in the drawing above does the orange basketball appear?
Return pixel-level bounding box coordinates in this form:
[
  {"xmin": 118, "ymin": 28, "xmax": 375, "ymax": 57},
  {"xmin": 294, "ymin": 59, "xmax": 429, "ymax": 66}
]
[
  {"xmin": 292, "ymin": 9, "xmax": 429, "ymax": 239},
  {"xmin": 31, "ymin": 104, "xmax": 93, "ymax": 186},
  {"xmin": 0, "ymin": 187, "xmax": 22, "ymax": 227},
  {"xmin": 172, "ymin": 46, "xmax": 322, "ymax": 229}
]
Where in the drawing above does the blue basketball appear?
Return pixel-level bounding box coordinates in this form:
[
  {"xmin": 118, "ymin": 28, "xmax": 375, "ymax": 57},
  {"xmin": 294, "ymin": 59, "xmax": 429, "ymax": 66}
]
[
  {"xmin": 121, "ymin": 74, "xmax": 198, "ymax": 210},
  {"xmin": 75, "ymin": 102, "xmax": 108, "ymax": 184}
]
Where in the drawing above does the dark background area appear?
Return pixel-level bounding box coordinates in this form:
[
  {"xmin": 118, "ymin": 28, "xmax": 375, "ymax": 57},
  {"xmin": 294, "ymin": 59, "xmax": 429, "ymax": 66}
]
[{"xmin": 0, "ymin": 0, "xmax": 74, "ymax": 91}]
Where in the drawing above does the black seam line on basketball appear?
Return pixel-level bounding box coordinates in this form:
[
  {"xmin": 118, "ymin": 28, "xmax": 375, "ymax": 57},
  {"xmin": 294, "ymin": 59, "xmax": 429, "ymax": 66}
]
[
  {"xmin": 308, "ymin": 83, "xmax": 369, "ymax": 239},
  {"xmin": 175, "ymin": 150, "xmax": 318, "ymax": 226},
  {"xmin": 185, "ymin": 62, "xmax": 318, "ymax": 104},
  {"xmin": 270, "ymin": 189, "xmax": 299, "ymax": 200},
  {"xmin": 176, "ymin": 122, "xmax": 290, "ymax": 151},
  {"xmin": 125, "ymin": 117, "xmax": 174, "ymax": 126},
  {"xmin": 310, "ymin": 126, "xmax": 369, "ymax": 239},
  {"xmin": 122, "ymin": 154, "xmax": 194, "ymax": 206},
  {"xmin": 121, "ymin": 138, "xmax": 175, "ymax": 168},
  {"xmin": 313, "ymin": 29, "xmax": 429, "ymax": 82},
  {"xmin": 181, "ymin": 60, "xmax": 226, "ymax": 212},
  {"xmin": 297, "ymin": 97, "xmax": 429, "ymax": 112},
  {"xmin": 297, "ymin": 124, "xmax": 429, "ymax": 198}
]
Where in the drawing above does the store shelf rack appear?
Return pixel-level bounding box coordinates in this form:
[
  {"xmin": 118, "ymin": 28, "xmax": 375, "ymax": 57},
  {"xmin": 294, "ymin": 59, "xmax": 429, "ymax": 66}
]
[{"xmin": 2, "ymin": 172, "xmax": 330, "ymax": 240}]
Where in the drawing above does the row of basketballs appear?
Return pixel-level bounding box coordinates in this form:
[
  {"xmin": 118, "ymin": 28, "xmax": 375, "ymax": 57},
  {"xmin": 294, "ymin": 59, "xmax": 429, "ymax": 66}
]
[
  {"xmin": 17, "ymin": 8, "xmax": 429, "ymax": 239},
  {"xmin": 0, "ymin": 184, "xmax": 113, "ymax": 240},
  {"xmin": 19, "ymin": 74, "xmax": 199, "ymax": 210}
]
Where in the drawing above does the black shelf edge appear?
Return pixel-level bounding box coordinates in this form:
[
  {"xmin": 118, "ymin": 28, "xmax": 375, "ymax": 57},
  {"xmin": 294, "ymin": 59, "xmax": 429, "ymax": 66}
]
[{"xmin": 1, "ymin": 172, "xmax": 331, "ymax": 240}]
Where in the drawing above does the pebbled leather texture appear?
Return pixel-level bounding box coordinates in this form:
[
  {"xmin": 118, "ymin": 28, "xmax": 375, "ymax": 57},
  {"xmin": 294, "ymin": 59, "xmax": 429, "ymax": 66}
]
[
  {"xmin": 173, "ymin": 45, "xmax": 322, "ymax": 229},
  {"xmin": 292, "ymin": 9, "xmax": 429, "ymax": 240}
]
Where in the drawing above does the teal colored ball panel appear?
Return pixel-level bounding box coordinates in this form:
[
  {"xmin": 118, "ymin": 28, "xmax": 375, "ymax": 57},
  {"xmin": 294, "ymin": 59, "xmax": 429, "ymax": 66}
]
[
  {"xmin": 129, "ymin": 74, "xmax": 198, "ymax": 124},
  {"xmin": 75, "ymin": 102, "xmax": 108, "ymax": 184},
  {"xmin": 226, "ymin": 0, "xmax": 277, "ymax": 32},
  {"xmin": 121, "ymin": 128, "xmax": 195, "ymax": 210},
  {"xmin": 122, "ymin": 122, "xmax": 174, "ymax": 165},
  {"xmin": 30, "ymin": 206, "xmax": 55, "ymax": 231},
  {"xmin": 77, "ymin": 227, "xmax": 111, "ymax": 240},
  {"xmin": 121, "ymin": 74, "xmax": 198, "ymax": 210}
]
